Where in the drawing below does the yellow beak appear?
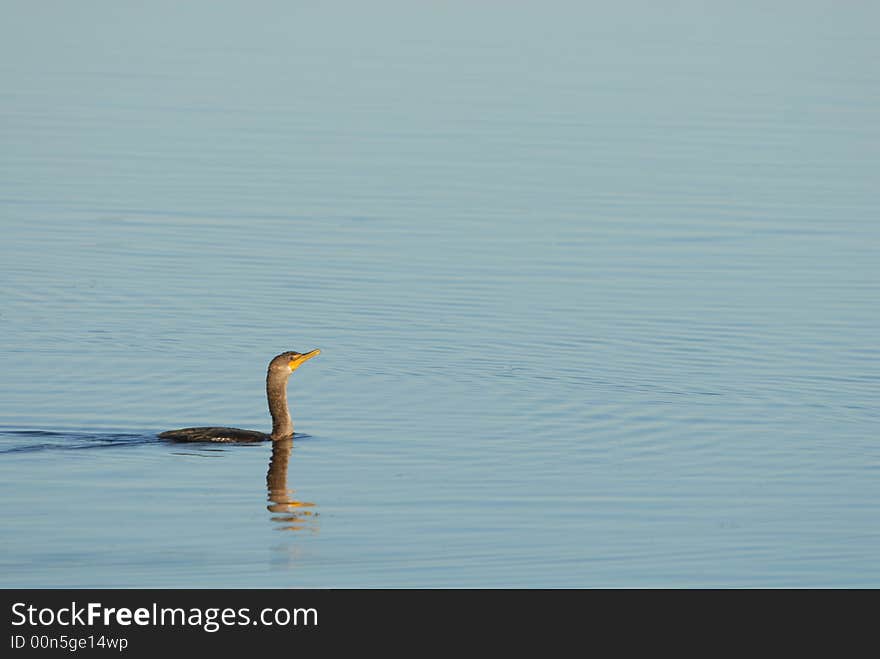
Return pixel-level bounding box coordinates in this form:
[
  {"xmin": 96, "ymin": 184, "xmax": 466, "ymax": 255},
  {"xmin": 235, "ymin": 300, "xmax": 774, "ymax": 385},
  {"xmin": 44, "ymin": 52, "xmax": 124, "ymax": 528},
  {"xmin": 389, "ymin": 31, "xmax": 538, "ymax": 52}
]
[{"xmin": 289, "ymin": 349, "xmax": 320, "ymax": 371}]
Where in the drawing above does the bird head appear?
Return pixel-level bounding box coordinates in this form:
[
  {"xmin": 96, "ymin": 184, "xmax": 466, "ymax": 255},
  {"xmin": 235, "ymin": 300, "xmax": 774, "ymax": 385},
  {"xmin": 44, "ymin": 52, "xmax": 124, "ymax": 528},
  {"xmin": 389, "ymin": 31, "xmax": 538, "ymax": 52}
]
[{"xmin": 270, "ymin": 349, "xmax": 321, "ymax": 375}]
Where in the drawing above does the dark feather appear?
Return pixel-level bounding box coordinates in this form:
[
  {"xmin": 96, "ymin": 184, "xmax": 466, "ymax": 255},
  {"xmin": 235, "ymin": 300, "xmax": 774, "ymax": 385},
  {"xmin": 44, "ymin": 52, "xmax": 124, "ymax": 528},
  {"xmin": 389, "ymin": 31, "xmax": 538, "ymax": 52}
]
[{"xmin": 158, "ymin": 427, "xmax": 270, "ymax": 443}]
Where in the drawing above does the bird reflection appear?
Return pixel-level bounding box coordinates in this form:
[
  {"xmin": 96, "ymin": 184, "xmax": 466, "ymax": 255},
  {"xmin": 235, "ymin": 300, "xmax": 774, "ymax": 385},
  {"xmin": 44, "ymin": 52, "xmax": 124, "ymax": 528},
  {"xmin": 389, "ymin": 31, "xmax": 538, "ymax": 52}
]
[{"xmin": 266, "ymin": 438, "xmax": 317, "ymax": 532}]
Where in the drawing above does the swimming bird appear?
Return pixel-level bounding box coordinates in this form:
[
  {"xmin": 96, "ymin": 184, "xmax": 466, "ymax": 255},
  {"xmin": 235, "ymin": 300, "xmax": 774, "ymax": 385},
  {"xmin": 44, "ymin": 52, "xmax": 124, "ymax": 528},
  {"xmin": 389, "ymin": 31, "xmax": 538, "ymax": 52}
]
[{"xmin": 158, "ymin": 350, "xmax": 320, "ymax": 442}]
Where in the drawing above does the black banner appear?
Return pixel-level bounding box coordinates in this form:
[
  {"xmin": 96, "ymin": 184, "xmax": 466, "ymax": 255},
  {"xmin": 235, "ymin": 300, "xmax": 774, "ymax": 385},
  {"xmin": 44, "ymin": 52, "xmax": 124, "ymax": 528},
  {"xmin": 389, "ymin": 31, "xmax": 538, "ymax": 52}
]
[{"xmin": 0, "ymin": 589, "xmax": 866, "ymax": 656}]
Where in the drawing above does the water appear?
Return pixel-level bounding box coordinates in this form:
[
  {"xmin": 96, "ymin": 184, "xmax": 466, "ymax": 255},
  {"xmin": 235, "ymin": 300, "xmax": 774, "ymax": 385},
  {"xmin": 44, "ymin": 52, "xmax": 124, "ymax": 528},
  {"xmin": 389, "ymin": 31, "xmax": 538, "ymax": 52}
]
[{"xmin": 1, "ymin": 1, "xmax": 878, "ymax": 587}]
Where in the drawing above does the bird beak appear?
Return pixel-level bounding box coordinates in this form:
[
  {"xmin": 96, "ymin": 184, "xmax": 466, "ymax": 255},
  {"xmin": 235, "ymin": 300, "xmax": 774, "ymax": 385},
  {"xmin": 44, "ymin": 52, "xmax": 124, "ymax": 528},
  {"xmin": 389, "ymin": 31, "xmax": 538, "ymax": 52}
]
[{"xmin": 289, "ymin": 349, "xmax": 320, "ymax": 371}]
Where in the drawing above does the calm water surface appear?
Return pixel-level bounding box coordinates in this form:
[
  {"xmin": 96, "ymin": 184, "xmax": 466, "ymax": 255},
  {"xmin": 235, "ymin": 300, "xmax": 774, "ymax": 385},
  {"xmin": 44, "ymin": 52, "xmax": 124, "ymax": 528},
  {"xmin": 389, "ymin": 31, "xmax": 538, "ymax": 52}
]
[{"xmin": 1, "ymin": 1, "xmax": 878, "ymax": 587}]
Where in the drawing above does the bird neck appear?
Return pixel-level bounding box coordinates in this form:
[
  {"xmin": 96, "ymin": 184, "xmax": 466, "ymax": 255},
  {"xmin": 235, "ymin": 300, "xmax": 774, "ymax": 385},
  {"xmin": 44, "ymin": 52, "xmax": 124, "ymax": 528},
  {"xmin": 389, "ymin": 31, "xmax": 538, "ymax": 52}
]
[{"xmin": 267, "ymin": 370, "xmax": 293, "ymax": 439}]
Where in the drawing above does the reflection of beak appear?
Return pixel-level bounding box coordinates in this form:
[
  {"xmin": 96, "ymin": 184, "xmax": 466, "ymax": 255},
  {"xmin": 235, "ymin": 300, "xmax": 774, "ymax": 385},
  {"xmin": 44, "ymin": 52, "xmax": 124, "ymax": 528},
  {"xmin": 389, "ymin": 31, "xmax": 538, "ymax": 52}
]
[{"xmin": 289, "ymin": 349, "xmax": 320, "ymax": 370}]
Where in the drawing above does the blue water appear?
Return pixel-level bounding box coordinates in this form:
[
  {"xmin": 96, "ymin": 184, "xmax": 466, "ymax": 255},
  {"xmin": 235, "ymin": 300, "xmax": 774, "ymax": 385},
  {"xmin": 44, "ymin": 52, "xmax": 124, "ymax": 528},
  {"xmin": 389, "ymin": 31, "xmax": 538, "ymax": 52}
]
[{"xmin": 1, "ymin": 1, "xmax": 878, "ymax": 587}]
